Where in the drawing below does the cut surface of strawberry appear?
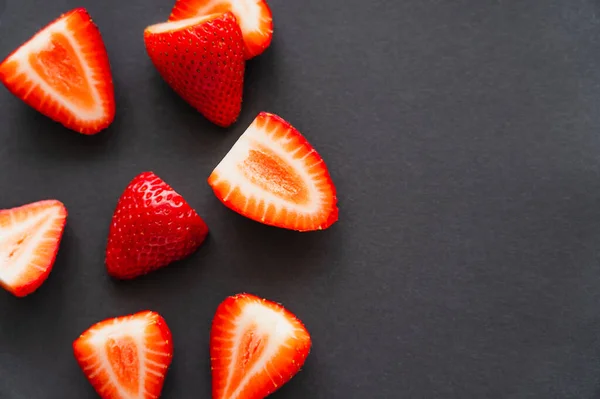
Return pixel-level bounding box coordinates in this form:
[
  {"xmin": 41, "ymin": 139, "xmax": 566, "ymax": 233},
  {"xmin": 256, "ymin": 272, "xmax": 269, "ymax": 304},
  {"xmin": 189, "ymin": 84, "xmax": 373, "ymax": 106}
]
[
  {"xmin": 0, "ymin": 200, "xmax": 67, "ymax": 297},
  {"xmin": 106, "ymin": 171, "xmax": 209, "ymax": 279},
  {"xmin": 210, "ymin": 293, "xmax": 311, "ymax": 399},
  {"xmin": 73, "ymin": 310, "xmax": 173, "ymax": 399},
  {"xmin": 0, "ymin": 8, "xmax": 115, "ymax": 135},
  {"xmin": 144, "ymin": 13, "xmax": 245, "ymax": 127},
  {"xmin": 169, "ymin": 0, "xmax": 273, "ymax": 59},
  {"xmin": 208, "ymin": 112, "xmax": 339, "ymax": 231}
]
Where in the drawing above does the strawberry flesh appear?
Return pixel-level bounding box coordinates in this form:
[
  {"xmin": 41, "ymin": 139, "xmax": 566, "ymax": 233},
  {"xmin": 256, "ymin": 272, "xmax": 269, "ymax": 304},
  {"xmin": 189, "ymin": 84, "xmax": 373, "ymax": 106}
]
[
  {"xmin": 73, "ymin": 310, "xmax": 173, "ymax": 399},
  {"xmin": 105, "ymin": 171, "xmax": 209, "ymax": 279},
  {"xmin": 211, "ymin": 293, "xmax": 312, "ymax": 399},
  {"xmin": 169, "ymin": 0, "xmax": 274, "ymax": 59},
  {"xmin": 144, "ymin": 12, "xmax": 245, "ymax": 128},
  {"xmin": 0, "ymin": 8, "xmax": 115, "ymax": 135},
  {"xmin": 0, "ymin": 200, "xmax": 67, "ymax": 297},
  {"xmin": 208, "ymin": 112, "xmax": 339, "ymax": 231}
]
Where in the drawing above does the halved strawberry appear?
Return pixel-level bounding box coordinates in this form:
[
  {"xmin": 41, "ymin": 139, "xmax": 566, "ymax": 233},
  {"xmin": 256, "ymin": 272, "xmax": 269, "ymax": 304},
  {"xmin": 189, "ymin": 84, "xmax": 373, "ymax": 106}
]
[
  {"xmin": 0, "ymin": 8, "xmax": 115, "ymax": 135},
  {"xmin": 210, "ymin": 293, "xmax": 311, "ymax": 399},
  {"xmin": 208, "ymin": 112, "xmax": 339, "ymax": 231},
  {"xmin": 144, "ymin": 12, "xmax": 245, "ymax": 128},
  {"xmin": 0, "ymin": 200, "xmax": 67, "ymax": 297},
  {"xmin": 169, "ymin": 0, "xmax": 273, "ymax": 59},
  {"xmin": 106, "ymin": 171, "xmax": 209, "ymax": 279},
  {"xmin": 73, "ymin": 310, "xmax": 173, "ymax": 399}
]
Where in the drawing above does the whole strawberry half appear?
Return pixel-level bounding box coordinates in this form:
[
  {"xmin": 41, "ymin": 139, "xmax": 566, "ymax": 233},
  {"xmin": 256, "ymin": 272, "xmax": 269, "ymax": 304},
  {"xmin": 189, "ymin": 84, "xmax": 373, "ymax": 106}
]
[
  {"xmin": 73, "ymin": 310, "xmax": 173, "ymax": 399},
  {"xmin": 0, "ymin": 8, "xmax": 115, "ymax": 135},
  {"xmin": 105, "ymin": 171, "xmax": 209, "ymax": 279},
  {"xmin": 211, "ymin": 293, "xmax": 312, "ymax": 399},
  {"xmin": 144, "ymin": 12, "xmax": 245, "ymax": 128}
]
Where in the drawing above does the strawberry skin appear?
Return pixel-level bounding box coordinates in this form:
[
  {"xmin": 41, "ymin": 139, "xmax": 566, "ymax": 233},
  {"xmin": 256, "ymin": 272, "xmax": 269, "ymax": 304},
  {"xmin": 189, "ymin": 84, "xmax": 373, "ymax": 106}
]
[
  {"xmin": 169, "ymin": 0, "xmax": 273, "ymax": 59},
  {"xmin": 0, "ymin": 200, "xmax": 67, "ymax": 297},
  {"xmin": 0, "ymin": 8, "xmax": 115, "ymax": 135},
  {"xmin": 210, "ymin": 293, "xmax": 312, "ymax": 399},
  {"xmin": 208, "ymin": 112, "xmax": 339, "ymax": 231},
  {"xmin": 105, "ymin": 171, "xmax": 209, "ymax": 279},
  {"xmin": 144, "ymin": 13, "xmax": 245, "ymax": 128},
  {"xmin": 73, "ymin": 310, "xmax": 173, "ymax": 399}
]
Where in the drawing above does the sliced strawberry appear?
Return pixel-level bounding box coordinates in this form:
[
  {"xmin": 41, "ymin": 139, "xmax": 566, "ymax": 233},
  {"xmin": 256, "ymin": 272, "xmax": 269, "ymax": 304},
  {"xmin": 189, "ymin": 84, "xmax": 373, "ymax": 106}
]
[
  {"xmin": 208, "ymin": 112, "xmax": 339, "ymax": 231},
  {"xmin": 0, "ymin": 200, "xmax": 67, "ymax": 297},
  {"xmin": 210, "ymin": 293, "xmax": 311, "ymax": 399},
  {"xmin": 105, "ymin": 171, "xmax": 209, "ymax": 279},
  {"xmin": 169, "ymin": 0, "xmax": 273, "ymax": 59},
  {"xmin": 0, "ymin": 8, "xmax": 115, "ymax": 135},
  {"xmin": 144, "ymin": 13, "xmax": 245, "ymax": 127},
  {"xmin": 73, "ymin": 310, "xmax": 173, "ymax": 399}
]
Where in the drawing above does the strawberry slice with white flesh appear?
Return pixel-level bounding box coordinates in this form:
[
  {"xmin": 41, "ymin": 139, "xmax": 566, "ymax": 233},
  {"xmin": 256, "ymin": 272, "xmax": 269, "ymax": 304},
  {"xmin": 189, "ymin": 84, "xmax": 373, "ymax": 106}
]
[
  {"xmin": 73, "ymin": 310, "xmax": 174, "ymax": 399},
  {"xmin": 210, "ymin": 293, "xmax": 312, "ymax": 399},
  {"xmin": 208, "ymin": 112, "xmax": 339, "ymax": 232},
  {"xmin": 0, "ymin": 200, "xmax": 67, "ymax": 297},
  {"xmin": 0, "ymin": 8, "xmax": 115, "ymax": 135},
  {"xmin": 169, "ymin": 0, "xmax": 273, "ymax": 59}
]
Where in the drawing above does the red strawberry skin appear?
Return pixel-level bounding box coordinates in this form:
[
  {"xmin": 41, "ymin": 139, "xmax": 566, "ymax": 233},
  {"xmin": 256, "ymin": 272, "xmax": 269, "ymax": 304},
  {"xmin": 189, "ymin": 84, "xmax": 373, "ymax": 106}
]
[
  {"xmin": 144, "ymin": 12, "xmax": 245, "ymax": 128},
  {"xmin": 0, "ymin": 8, "xmax": 115, "ymax": 135},
  {"xmin": 168, "ymin": 0, "xmax": 274, "ymax": 59},
  {"xmin": 105, "ymin": 171, "xmax": 209, "ymax": 279},
  {"xmin": 210, "ymin": 293, "xmax": 312, "ymax": 399}
]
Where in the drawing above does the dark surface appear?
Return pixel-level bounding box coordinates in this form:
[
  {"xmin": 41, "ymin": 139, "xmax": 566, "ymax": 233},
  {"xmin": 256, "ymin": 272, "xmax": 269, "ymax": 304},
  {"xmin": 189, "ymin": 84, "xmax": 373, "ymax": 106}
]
[{"xmin": 1, "ymin": 0, "xmax": 600, "ymax": 398}]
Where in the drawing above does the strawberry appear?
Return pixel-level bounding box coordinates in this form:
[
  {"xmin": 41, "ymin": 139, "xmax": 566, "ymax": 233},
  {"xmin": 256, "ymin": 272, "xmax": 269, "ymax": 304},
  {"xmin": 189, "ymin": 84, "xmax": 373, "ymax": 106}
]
[
  {"xmin": 144, "ymin": 12, "xmax": 245, "ymax": 128},
  {"xmin": 0, "ymin": 200, "xmax": 67, "ymax": 297},
  {"xmin": 73, "ymin": 310, "xmax": 173, "ymax": 399},
  {"xmin": 210, "ymin": 293, "xmax": 312, "ymax": 399},
  {"xmin": 105, "ymin": 171, "xmax": 209, "ymax": 279},
  {"xmin": 0, "ymin": 8, "xmax": 115, "ymax": 135},
  {"xmin": 208, "ymin": 112, "xmax": 339, "ymax": 232},
  {"xmin": 169, "ymin": 0, "xmax": 273, "ymax": 59}
]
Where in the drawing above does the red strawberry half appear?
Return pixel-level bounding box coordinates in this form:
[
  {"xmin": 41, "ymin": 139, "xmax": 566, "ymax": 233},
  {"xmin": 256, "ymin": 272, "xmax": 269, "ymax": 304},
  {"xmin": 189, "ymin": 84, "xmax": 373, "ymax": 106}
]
[
  {"xmin": 105, "ymin": 171, "xmax": 209, "ymax": 279},
  {"xmin": 73, "ymin": 310, "xmax": 173, "ymax": 399},
  {"xmin": 210, "ymin": 293, "xmax": 312, "ymax": 399},
  {"xmin": 0, "ymin": 200, "xmax": 67, "ymax": 297},
  {"xmin": 144, "ymin": 13, "xmax": 245, "ymax": 128},
  {"xmin": 0, "ymin": 8, "xmax": 115, "ymax": 135},
  {"xmin": 169, "ymin": 0, "xmax": 273, "ymax": 59},
  {"xmin": 208, "ymin": 112, "xmax": 339, "ymax": 231}
]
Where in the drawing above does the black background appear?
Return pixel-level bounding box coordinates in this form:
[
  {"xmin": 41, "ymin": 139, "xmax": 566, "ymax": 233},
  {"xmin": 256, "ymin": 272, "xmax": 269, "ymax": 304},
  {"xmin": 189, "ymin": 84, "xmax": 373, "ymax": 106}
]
[{"xmin": 2, "ymin": 0, "xmax": 600, "ymax": 398}]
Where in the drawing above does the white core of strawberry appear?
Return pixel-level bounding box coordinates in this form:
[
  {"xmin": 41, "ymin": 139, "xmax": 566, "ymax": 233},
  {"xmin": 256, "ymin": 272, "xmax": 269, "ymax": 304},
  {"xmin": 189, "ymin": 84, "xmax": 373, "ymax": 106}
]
[
  {"xmin": 3, "ymin": 14, "xmax": 107, "ymax": 121},
  {"xmin": 211, "ymin": 122, "xmax": 326, "ymax": 218},
  {"xmin": 146, "ymin": 14, "xmax": 217, "ymax": 34},
  {"xmin": 223, "ymin": 302, "xmax": 296, "ymax": 399},
  {"xmin": 80, "ymin": 314, "xmax": 168, "ymax": 399},
  {"xmin": 0, "ymin": 206, "xmax": 59, "ymax": 285}
]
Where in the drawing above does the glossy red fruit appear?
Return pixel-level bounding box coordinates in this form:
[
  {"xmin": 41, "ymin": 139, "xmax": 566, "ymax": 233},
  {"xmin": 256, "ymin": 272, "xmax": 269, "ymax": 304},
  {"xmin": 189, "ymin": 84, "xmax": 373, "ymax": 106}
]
[
  {"xmin": 169, "ymin": 0, "xmax": 273, "ymax": 59},
  {"xmin": 0, "ymin": 8, "xmax": 115, "ymax": 135},
  {"xmin": 208, "ymin": 112, "xmax": 339, "ymax": 231},
  {"xmin": 0, "ymin": 200, "xmax": 67, "ymax": 297},
  {"xmin": 105, "ymin": 171, "xmax": 209, "ymax": 279},
  {"xmin": 210, "ymin": 293, "xmax": 312, "ymax": 399},
  {"xmin": 144, "ymin": 12, "xmax": 245, "ymax": 127},
  {"xmin": 73, "ymin": 310, "xmax": 173, "ymax": 399}
]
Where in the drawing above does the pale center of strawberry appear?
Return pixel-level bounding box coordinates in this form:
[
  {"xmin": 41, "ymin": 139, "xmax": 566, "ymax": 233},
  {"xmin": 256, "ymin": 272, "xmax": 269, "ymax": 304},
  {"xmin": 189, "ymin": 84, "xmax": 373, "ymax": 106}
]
[
  {"xmin": 240, "ymin": 146, "xmax": 309, "ymax": 205},
  {"xmin": 105, "ymin": 336, "xmax": 140, "ymax": 396},
  {"xmin": 29, "ymin": 33, "xmax": 95, "ymax": 110}
]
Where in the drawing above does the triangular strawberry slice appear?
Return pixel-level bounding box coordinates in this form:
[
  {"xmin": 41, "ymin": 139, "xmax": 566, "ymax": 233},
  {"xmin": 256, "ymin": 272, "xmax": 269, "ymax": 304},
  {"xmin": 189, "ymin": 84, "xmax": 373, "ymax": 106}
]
[
  {"xmin": 169, "ymin": 0, "xmax": 273, "ymax": 59},
  {"xmin": 208, "ymin": 112, "xmax": 339, "ymax": 231},
  {"xmin": 0, "ymin": 8, "xmax": 115, "ymax": 135},
  {"xmin": 0, "ymin": 200, "xmax": 67, "ymax": 297},
  {"xmin": 73, "ymin": 310, "xmax": 174, "ymax": 399},
  {"xmin": 210, "ymin": 293, "xmax": 312, "ymax": 399}
]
